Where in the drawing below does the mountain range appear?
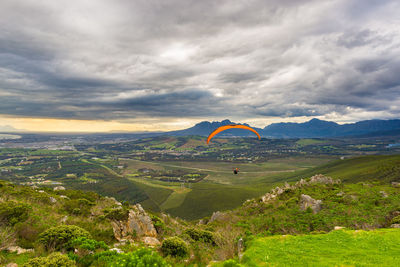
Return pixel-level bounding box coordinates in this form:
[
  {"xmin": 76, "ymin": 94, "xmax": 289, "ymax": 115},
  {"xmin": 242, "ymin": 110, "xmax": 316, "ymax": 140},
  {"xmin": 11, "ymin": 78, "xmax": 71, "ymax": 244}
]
[{"xmin": 168, "ymin": 118, "xmax": 400, "ymax": 138}]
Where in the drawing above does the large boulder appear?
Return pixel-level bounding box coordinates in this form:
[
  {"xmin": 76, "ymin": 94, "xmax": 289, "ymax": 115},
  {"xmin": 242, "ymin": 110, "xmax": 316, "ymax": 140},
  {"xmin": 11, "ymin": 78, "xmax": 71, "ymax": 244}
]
[
  {"xmin": 111, "ymin": 204, "xmax": 158, "ymax": 243},
  {"xmin": 300, "ymin": 194, "xmax": 322, "ymax": 213}
]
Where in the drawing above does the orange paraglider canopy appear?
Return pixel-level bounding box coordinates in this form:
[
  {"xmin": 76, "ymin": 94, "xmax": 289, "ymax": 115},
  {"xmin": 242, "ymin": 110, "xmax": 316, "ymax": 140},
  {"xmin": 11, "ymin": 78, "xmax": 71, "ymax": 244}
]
[{"xmin": 206, "ymin": 124, "xmax": 261, "ymax": 144}]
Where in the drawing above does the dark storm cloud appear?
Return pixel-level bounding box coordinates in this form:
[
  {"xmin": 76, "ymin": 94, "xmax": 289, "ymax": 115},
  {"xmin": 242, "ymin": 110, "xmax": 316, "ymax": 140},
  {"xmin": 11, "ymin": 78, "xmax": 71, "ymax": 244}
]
[{"xmin": 0, "ymin": 0, "xmax": 400, "ymax": 122}]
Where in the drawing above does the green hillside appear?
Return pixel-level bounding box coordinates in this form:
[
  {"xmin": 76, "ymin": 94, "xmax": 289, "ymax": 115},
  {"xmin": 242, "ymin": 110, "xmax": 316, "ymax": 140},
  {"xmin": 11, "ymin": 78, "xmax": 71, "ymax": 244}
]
[
  {"xmin": 264, "ymin": 155, "xmax": 400, "ymax": 184},
  {"xmin": 239, "ymin": 229, "xmax": 400, "ymax": 267}
]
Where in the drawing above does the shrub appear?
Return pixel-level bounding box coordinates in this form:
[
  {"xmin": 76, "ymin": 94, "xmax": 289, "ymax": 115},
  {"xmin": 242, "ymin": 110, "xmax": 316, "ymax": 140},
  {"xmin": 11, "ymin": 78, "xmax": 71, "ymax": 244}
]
[
  {"xmin": 0, "ymin": 226, "xmax": 16, "ymax": 250},
  {"xmin": 38, "ymin": 225, "xmax": 91, "ymax": 251},
  {"xmin": 103, "ymin": 208, "xmax": 129, "ymax": 221},
  {"xmin": 0, "ymin": 201, "xmax": 31, "ymax": 226},
  {"xmin": 392, "ymin": 215, "xmax": 400, "ymax": 224},
  {"xmin": 150, "ymin": 214, "xmax": 165, "ymax": 234},
  {"xmin": 22, "ymin": 252, "xmax": 76, "ymax": 267},
  {"xmin": 108, "ymin": 248, "xmax": 170, "ymax": 267},
  {"xmin": 221, "ymin": 259, "xmax": 243, "ymax": 267},
  {"xmin": 64, "ymin": 199, "xmax": 95, "ymax": 216},
  {"xmin": 71, "ymin": 236, "xmax": 108, "ymax": 252},
  {"xmin": 185, "ymin": 228, "xmax": 216, "ymax": 245},
  {"xmin": 161, "ymin": 237, "xmax": 189, "ymax": 258}
]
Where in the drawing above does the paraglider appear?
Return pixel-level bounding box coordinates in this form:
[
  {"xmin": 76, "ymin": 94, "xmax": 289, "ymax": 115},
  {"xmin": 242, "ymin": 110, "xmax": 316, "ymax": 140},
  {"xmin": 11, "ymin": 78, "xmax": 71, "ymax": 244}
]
[{"xmin": 206, "ymin": 124, "xmax": 261, "ymax": 144}]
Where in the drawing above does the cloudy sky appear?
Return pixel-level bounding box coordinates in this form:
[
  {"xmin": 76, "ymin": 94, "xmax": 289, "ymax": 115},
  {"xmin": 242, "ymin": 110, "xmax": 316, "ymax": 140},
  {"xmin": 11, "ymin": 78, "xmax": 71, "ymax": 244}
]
[{"xmin": 1, "ymin": 0, "xmax": 400, "ymax": 132}]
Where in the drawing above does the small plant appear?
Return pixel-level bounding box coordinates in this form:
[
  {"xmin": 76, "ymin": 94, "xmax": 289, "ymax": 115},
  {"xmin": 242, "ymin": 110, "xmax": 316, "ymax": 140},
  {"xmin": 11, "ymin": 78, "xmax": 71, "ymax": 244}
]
[
  {"xmin": 38, "ymin": 225, "xmax": 91, "ymax": 251},
  {"xmin": 22, "ymin": 252, "xmax": 76, "ymax": 267},
  {"xmin": 391, "ymin": 215, "xmax": 400, "ymax": 224},
  {"xmin": 161, "ymin": 237, "xmax": 189, "ymax": 258}
]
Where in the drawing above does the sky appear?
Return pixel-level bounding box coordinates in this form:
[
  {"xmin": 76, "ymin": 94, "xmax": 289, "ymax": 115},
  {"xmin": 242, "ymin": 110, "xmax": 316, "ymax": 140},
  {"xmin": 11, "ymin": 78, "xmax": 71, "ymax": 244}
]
[{"xmin": 1, "ymin": 0, "xmax": 400, "ymax": 132}]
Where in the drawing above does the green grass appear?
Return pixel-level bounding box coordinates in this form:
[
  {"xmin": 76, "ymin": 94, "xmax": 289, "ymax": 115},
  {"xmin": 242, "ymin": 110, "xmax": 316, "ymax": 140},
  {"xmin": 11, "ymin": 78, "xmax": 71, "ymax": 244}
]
[
  {"xmin": 274, "ymin": 155, "xmax": 400, "ymax": 184},
  {"xmin": 165, "ymin": 183, "xmax": 267, "ymax": 220},
  {"xmin": 241, "ymin": 229, "xmax": 400, "ymax": 267}
]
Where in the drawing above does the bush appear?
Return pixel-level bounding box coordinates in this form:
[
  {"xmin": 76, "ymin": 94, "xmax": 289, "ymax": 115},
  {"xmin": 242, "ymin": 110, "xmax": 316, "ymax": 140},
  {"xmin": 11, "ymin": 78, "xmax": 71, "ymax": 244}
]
[
  {"xmin": 64, "ymin": 199, "xmax": 95, "ymax": 216},
  {"xmin": 108, "ymin": 248, "xmax": 170, "ymax": 267},
  {"xmin": 150, "ymin": 214, "xmax": 165, "ymax": 234},
  {"xmin": 103, "ymin": 208, "xmax": 129, "ymax": 221},
  {"xmin": 185, "ymin": 228, "xmax": 215, "ymax": 245},
  {"xmin": 221, "ymin": 259, "xmax": 243, "ymax": 267},
  {"xmin": 22, "ymin": 252, "xmax": 76, "ymax": 267},
  {"xmin": 38, "ymin": 225, "xmax": 91, "ymax": 251},
  {"xmin": 392, "ymin": 215, "xmax": 400, "ymax": 224},
  {"xmin": 0, "ymin": 201, "xmax": 31, "ymax": 226},
  {"xmin": 161, "ymin": 237, "xmax": 189, "ymax": 258},
  {"xmin": 71, "ymin": 236, "xmax": 108, "ymax": 252}
]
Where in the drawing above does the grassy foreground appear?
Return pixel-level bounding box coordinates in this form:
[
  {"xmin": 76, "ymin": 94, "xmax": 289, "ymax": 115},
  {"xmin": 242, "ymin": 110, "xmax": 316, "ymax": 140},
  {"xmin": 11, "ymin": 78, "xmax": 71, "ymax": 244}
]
[{"xmin": 240, "ymin": 228, "xmax": 400, "ymax": 267}]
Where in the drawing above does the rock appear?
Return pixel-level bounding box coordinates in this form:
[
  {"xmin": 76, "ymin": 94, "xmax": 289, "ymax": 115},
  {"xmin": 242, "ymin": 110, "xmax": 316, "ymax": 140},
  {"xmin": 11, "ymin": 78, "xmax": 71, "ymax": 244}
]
[
  {"xmin": 261, "ymin": 193, "xmax": 277, "ymax": 203},
  {"xmin": 142, "ymin": 236, "xmax": 161, "ymax": 247},
  {"xmin": 391, "ymin": 224, "xmax": 400, "ymax": 228},
  {"xmin": 60, "ymin": 195, "xmax": 69, "ymax": 199},
  {"xmin": 110, "ymin": 247, "xmax": 123, "ymax": 253},
  {"xmin": 209, "ymin": 211, "xmax": 229, "ymax": 223},
  {"xmin": 61, "ymin": 216, "xmax": 68, "ymax": 223},
  {"xmin": 7, "ymin": 246, "xmax": 34, "ymax": 254},
  {"xmin": 38, "ymin": 190, "xmax": 45, "ymax": 193},
  {"xmin": 300, "ymin": 194, "xmax": 322, "ymax": 213},
  {"xmin": 53, "ymin": 186, "xmax": 65, "ymax": 191},
  {"xmin": 49, "ymin": 197, "xmax": 57, "ymax": 203},
  {"xmin": 391, "ymin": 182, "xmax": 400, "ymax": 188},
  {"xmin": 336, "ymin": 191, "xmax": 344, "ymax": 196},
  {"xmin": 380, "ymin": 191, "xmax": 388, "ymax": 198},
  {"xmin": 275, "ymin": 187, "xmax": 284, "ymax": 195},
  {"xmin": 309, "ymin": 174, "xmax": 340, "ymax": 185},
  {"xmin": 334, "ymin": 226, "xmax": 345, "ymax": 230},
  {"xmin": 111, "ymin": 204, "xmax": 157, "ymax": 242},
  {"xmin": 6, "ymin": 263, "xmax": 18, "ymax": 267},
  {"xmin": 238, "ymin": 237, "xmax": 244, "ymax": 261}
]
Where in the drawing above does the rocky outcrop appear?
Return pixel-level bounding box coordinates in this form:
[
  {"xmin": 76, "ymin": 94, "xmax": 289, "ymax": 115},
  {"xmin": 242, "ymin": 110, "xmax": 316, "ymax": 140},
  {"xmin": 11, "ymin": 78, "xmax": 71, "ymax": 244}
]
[
  {"xmin": 53, "ymin": 186, "xmax": 65, "ymax": 191},
  {"xmin": 300, "ymin": 194, "xmax": 322, "ymax": 213},
  {"xmin": 209, "ymin": 211, "xmax": 229, "ymax": 223},
  {"xmin": 6, "ymin": 246, "xmax": 34, "ymax": 254},
  {"xmin": 260, "ymin": 174, "xmax": 340, "ymax": 204},
  {"xmin": 111, "ymin": 204, "xmax": 159, "ymax": 245},
  {"xmin": 309, "ymin": 174, "xmax": 341, "ymax": 185},
  {"xmin": 391, "ymin": 182, "xmax": 400, "ymax": 188}
]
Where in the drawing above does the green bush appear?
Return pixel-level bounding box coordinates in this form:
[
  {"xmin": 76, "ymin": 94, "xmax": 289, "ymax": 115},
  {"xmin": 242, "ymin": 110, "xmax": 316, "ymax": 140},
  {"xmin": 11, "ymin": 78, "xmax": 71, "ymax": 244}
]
[
  {"xmin": 185, "ymin": 228, "xmax": 215, "ymax": 245},
  {"xmin": 71, "ymin": 236, "xmax": 108, "ymax": 252},
  {"xmin": 391, "ymin": 215, "xmax": 400, "ymax": 224},
  {"xmin": 38, "ymin": 225, "xmax": 91, "ymax": 251},
  {"xmin": 22, "ymin": 252, "xmax": 76, "ymax": 267},
  {"xmin": 64, "ymin": 199, "xmax": 95, "ymax": 216},
  {"xmin": 108, "ymin": 248, "xmax": 170, "ymax": 267},
  {"xmin": 0, "ymin": 201, "xmax": 31, "ymax": 226},
  {"xmin": 150, "ymin": 214, "xmax": 165, "ymax": 234},
  {"xmin": 161, "ymin": 237, "xmax": 189, "ymax": 258},
  {"xmin": 222, "ymin": 259, "xmax": 243, "ymax": 267},
  {"xmin": 103, "ymin": 208, "xmax": 129, "ymax": 221}
]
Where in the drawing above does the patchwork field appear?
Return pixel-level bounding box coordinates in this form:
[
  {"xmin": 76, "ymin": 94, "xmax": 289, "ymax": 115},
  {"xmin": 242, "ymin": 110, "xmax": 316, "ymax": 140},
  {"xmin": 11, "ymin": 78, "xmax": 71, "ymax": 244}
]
[{"xmin": 119, "ymin": 156, "xmax": 333, "ymax": 219}]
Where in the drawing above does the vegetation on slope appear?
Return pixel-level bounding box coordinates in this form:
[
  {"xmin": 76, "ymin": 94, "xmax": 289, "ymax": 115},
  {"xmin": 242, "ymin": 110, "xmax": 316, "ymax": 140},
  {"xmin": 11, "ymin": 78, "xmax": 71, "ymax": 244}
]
[{"xmin": 239, "ymin": 228, "xmax": 400, "ymax": 267}]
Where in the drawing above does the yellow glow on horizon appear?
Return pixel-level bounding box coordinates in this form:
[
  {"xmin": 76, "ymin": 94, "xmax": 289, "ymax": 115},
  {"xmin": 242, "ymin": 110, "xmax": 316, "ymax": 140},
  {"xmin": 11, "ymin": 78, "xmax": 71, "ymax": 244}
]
[{"xmin": 0, "ymin": 116, "xmax": 198, "ymax": 133}]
